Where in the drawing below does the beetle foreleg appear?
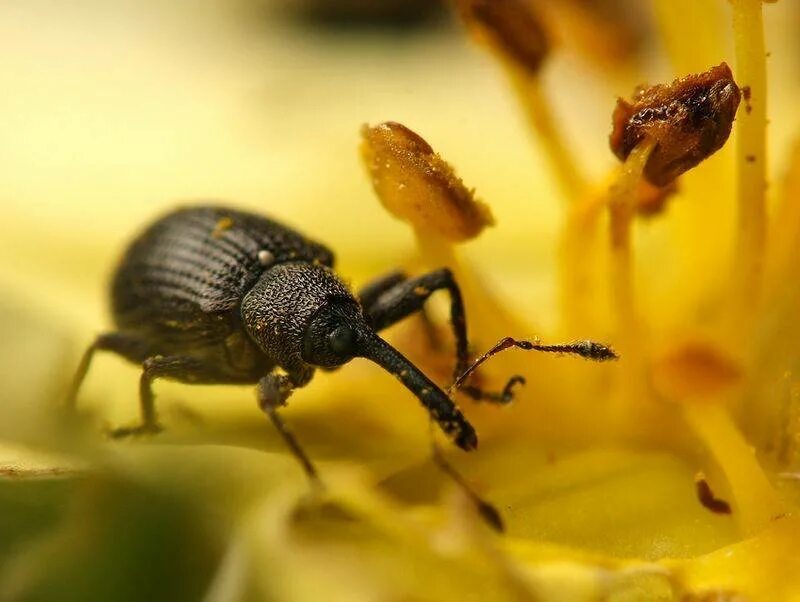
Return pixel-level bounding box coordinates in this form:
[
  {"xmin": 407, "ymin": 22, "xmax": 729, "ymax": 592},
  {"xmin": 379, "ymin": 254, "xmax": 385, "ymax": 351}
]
[
  {"xmin": 257, "ymin": 373, "xmax": 320, "ymax": 485},
  {"xmin": 357, "ymin": 269, "xmax": 408, "ymax": 309},
  {"xmin": 361, "ymin": 268, "xmax": 527, "ymax": 403},
  {"xmin": 361, "ymin": 268, "xmax": 470, "ymax": 377}
]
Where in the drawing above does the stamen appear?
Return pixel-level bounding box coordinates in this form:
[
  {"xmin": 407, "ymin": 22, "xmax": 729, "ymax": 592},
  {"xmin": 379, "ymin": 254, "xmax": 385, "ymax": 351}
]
[
  {"xmin": 652, "ymin": 0, "xmax": 732, "ymax": 300},
  {"xmin": 453, "ymin": 0, "xmax": 586, "ymax": 203},
  {"xmin": 559, "ymin": 183, "xmax": 608, "ymax": 335},
  {"xmin": 608, "ymin": 139, "xmax": 656, "ymax": 355},
  {"xmin": 765, "ymin": 143, "xmax": 800, "ymax": 292},
  {"xmin": 684, "ymin": 402, "xmax": 784, "ymax": 535},
  {"xmin": 652, "ymin": 340, "xmax": 784, "ymax": 534},
  {"xmin": 361, "ymin": 120, "xmax": 523, "ymax": 342},
  {"xmin": 511, "ymin": 74, "xmax": 587, "ymax": 204},
  {"xmin": 730, "ymin": 0, "xmax": 770, "ymax": 316},
  {"xmin": 560, "ymin": 171, "xmax": 676, "ymax": 335},
  {"xmin": 360, "ymin": 121, "xmax": 493, "ymax": 242}
]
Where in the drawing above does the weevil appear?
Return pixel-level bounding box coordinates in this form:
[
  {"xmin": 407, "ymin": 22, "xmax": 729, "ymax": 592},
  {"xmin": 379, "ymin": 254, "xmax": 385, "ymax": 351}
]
[
  {"xmin": 66, "ymin": 205, "xmax": 615, "ymax": 483},
  {"xmin": 66, "ymin": 206, "xmax": 510, "ymax": 475}
]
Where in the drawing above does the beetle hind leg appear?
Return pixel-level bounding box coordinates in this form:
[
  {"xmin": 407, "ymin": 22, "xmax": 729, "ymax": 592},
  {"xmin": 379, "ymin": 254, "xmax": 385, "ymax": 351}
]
[{"xmin": 65, "ymin": 332, "xmax": 151, "ymax": 412}]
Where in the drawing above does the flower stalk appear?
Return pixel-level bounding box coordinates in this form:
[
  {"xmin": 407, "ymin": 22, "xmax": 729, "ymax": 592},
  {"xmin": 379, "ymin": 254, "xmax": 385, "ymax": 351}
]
[
  {"xmin": 454, "ymin": 0, "xmax": 586, "ymax": 204},
  {"xmin": 509, "ymin": 68, "xmax": 587, "ymax": 204}
]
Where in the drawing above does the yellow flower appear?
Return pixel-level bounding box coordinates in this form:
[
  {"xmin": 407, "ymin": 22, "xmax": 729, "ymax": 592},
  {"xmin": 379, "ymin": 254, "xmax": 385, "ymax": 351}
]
[{"xmin": 1, "ymin": 1, "xmax": 800, "ymax": 600}]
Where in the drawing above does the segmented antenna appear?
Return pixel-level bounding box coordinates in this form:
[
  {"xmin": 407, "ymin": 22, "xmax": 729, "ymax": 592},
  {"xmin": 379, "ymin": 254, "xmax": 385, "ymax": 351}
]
[{"xmin": 449, "ymin": 336, "xmax": 618, "ymax": 394}]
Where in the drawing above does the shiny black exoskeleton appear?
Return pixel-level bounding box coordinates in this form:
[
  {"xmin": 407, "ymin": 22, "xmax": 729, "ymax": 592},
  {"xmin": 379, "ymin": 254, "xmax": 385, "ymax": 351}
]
[{"xmin": 66, "ymin": 205, "xmax": 505, "ymax": 478}]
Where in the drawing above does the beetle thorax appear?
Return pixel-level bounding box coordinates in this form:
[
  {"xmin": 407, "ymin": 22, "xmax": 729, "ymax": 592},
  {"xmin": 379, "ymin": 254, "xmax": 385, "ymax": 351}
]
[{"xmin": 240, "ymin": 262, "xmax": 354, "ymax": 373}]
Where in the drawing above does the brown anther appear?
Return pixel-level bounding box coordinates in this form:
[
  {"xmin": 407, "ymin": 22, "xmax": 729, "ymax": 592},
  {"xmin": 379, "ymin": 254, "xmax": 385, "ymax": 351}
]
[
  {"xmin": 541, "ymin": 0, "xmax": 647, "ymax": 65},
  {"xmin": 636, "ymin": 178, "xmax": 678, "ymax": 218},
  {"xmin": 695, "ymin": 472, "xmax": 732, "ymax": 515},
  {"xmin": 454, "ymin": 0, "xmax": 550, "ymax": 75},
  {"xmin": 610, "ymin": 63, "xmax": 741, "ymax": 186},
  {"xmin": 360, "ymin": 122, "xmax": 494, "ymax": 242},
  {"xmin": 290, "ymin": 0, "xmax": 440, "ymax": 27}
]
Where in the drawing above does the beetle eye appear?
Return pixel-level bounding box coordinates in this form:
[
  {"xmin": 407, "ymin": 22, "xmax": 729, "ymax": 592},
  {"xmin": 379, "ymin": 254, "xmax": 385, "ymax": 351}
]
[{"xmin": 329, "ymin": 324, "xmax": 354, "ymax": 355}]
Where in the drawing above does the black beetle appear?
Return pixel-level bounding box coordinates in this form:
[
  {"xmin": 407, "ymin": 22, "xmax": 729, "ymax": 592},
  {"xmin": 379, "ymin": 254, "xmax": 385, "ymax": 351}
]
[{"xmin": 65, "ymin": 205, "xmax": 526, "ymax": 479}]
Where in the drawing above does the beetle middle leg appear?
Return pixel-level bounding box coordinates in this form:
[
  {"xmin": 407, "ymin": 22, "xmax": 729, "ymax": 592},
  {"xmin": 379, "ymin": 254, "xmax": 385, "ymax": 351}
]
[
  {"xmin": 109, "ymin": 355, "xmax": 214, "ymax": 438},
  {"xmin": 257, "ymin": 372, "xmax": 319, "ymax": 484},
  {"xmin": 360, "ymin": 268, "xmax": 523, "ymax": 402}
]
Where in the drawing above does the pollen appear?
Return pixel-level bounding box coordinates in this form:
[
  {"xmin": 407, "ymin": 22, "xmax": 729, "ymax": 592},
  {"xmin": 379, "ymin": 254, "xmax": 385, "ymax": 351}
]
[
  {"xmin": 360, "ymin": 121, "xmax": 494, "ymax": 242},
  {"xmin": 211, "ymin": 216, "xmax": 234, "ymax": 238}
]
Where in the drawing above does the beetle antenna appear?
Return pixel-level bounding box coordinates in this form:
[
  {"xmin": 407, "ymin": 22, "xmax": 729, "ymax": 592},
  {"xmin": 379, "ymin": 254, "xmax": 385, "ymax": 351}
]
[
  {"xmin": 429, "ymin": 421, "xmax": 504, "ymax": 532},
  {"xmin": 448, "ymin": 336, "xmax": 618, "ymax": 394}
]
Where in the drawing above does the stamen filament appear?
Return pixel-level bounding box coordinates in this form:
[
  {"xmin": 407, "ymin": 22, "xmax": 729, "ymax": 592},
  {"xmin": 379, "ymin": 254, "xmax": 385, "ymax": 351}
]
[
  {"xmin": 765, "ymin": 143, "xmax": 800, "ymax": 294},
  {"xmin": 509, "ymin": 68, "xmax": 587, "ymax": 204},
  {"xmin": 608, "ymin": 139, "xmax": 656, "ymax": 354},
  {"xmin": 730, "ymin": 0, "xmax": 769, "ymax": 315},
  {"xmin": 683, "ymin": 401, "xmax": 784, "ymax": 535},
  {"xmin": 560, "ymin": 182, "xmax": 609, "ymax": 335},
  {"xmin": 413, "ymin": 230, "xmax": 520, "ymax": 338}
]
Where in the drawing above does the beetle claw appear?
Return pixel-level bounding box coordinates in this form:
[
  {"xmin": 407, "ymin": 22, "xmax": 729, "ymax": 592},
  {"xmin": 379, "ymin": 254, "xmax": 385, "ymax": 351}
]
[{"xmin": 106, "ymin": 422, "xmax": 164, "ymax": 440}]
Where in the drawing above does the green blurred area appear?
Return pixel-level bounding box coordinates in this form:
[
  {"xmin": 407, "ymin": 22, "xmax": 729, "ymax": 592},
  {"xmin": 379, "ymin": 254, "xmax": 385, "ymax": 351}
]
[{"xmin": 0, "ymin": 474, "xmax": 222, "ymax": 602}]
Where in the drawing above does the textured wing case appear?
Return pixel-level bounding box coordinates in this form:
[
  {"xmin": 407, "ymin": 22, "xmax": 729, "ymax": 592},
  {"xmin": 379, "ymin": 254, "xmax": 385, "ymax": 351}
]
[{"xmin": 111, "ymin": 206, "xmax": 335, "ymax": 346}]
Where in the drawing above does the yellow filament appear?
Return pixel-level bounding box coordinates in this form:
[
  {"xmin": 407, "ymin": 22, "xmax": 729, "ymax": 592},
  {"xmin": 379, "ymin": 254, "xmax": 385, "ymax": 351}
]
[
  {"xmin": 653, "ymin": 0, "xmax": 734, "ymax": 309},
  {"xmin": 730, "ymin": 0, "xmax": 769, "ymax": 317},
  {"xmin": 683, "ymin": 401, "xmax": 784, "ymax": 535},
  {"xmin": 765, "ymin": 143, "xmax": 800, "ymax": 294},
  {"xmin": 559, "ymin": 186, "xmax": 607, "ymax": 336},
  {"xmin": 608, "ymin": 140, "xmax": 656, "ymax": 355},
  {"xmin": 413, "ymin": 230, "xmax": 520, "ymax": 339},
  {"xmin": 509, "ymin": 68, "xmax": 586, "ymax": 204}
]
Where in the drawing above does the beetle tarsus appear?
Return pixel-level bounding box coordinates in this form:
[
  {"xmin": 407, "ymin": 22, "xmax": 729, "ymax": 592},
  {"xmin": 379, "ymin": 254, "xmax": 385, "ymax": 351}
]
[
  {"xmin": 431, "ymin": 432, "xmax": 503, "ymax": 532},
  {"xmin": 458, "ymin": 374, "xmax": 526, "ymax": 404},
  {"xmin": 107, "ymin": 421, "xmax": 164, "ymax": 439}
]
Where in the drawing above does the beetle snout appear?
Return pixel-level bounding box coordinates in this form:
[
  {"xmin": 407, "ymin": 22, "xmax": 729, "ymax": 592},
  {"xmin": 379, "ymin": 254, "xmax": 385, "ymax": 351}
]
[{"xmin": 357, "ymin": 332, "xmax": 478, "ymax": 452}]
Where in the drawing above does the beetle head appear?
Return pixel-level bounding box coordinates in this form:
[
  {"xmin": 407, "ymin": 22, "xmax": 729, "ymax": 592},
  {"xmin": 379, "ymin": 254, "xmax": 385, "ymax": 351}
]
[{"xmin": 242, "ymin": 261, "xmax": 477, "ymax": 451}]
